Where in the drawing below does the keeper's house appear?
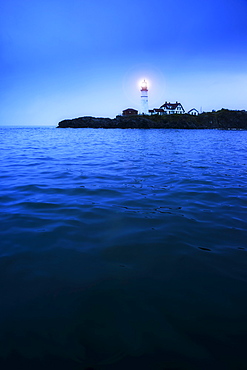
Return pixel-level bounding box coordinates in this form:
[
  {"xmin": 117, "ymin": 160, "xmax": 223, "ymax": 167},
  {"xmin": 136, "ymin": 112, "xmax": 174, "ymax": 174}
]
[{"xmin": 149, "ymin": 102, "xmax": 185, "ymax": 115}]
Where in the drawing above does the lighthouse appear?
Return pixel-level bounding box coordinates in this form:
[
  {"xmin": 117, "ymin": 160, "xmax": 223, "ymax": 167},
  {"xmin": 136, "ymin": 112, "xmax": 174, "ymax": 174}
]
[{"xmin": 140, "ymin": 79, "xmax": 148, "ymax": 115}]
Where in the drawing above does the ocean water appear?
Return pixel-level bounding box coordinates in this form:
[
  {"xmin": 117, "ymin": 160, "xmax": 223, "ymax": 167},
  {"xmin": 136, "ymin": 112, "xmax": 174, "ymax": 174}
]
[{"xmin": 0, "ymin": 126, "xmax": 247, "ymax": 369}]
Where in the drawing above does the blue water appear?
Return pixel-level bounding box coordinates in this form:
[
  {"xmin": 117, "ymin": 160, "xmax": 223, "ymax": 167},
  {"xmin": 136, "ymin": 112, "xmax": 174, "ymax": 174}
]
[{"xmin": 0, "ymin": 127, "xmax": 247, "ymax": 369}]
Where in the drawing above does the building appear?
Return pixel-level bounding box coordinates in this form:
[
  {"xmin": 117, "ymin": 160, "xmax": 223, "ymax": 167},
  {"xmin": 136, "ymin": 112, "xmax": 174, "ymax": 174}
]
[
  {"xmin": 188, "ymin": 108, "xmax": 199, "ymax": 115},
  {"xmin": 148, "ymin": 108, "xmax": 164, "ymax": 115},
  {"xmin": 122, "ymin": 108, "xmax": 138, "ymax": 116},
  {"xmin": 160, "ymin": 102, "xmax": 185, "ymax": 114},
  {"xmin": 140, "ymin": 80, "xmax": 149, "ymax": 114},
  {"xmin": 149, "ymin": 102, "xmax": 185, "ymax": 115}
]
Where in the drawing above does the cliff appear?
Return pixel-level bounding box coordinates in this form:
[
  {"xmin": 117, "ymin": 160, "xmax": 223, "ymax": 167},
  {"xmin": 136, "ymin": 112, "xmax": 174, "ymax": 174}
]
[{"xmin": 57, "ymin": 109, "xmax": 247, "ymax": 129}]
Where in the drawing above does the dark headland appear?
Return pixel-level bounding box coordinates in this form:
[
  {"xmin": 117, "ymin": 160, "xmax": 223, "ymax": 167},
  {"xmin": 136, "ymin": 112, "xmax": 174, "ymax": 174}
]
[{"xmin": 57, "ymin": 109, "xmax": 247, "ymax": 129}]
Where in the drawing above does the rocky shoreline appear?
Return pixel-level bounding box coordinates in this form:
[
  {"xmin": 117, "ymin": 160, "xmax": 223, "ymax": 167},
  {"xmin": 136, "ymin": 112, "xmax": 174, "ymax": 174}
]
[{"xmin": 57, "ymin": 109, "xmax": 247, "ymax": 129}]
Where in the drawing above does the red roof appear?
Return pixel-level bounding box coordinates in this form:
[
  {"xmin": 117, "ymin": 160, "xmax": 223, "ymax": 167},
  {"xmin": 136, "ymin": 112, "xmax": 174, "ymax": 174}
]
[
  {"xmin": 122, "ymin": 108, "xmax": 138, "ymax": 116},
  {"xmin": 154, "ymin": 108, "xmax": 164, "ymax": 112}
]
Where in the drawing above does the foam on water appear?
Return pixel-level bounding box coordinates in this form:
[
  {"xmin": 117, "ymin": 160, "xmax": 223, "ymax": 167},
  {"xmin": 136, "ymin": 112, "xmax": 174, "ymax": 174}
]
[{"xmin": 0, "ymin": 127, "xmax": 247, "ymax": 369}]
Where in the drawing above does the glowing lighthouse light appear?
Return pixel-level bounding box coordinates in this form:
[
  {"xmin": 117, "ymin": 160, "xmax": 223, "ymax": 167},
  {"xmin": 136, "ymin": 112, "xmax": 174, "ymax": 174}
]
[{"xmin": 140, "ymin": 79, "xmax": 149, "ymax": 115}]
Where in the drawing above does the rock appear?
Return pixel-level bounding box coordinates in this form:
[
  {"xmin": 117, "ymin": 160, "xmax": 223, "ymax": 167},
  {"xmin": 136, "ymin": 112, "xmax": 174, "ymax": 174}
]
[{"xmin": 57, "ymin": 109, "xmax": 247, "ymax": 129}]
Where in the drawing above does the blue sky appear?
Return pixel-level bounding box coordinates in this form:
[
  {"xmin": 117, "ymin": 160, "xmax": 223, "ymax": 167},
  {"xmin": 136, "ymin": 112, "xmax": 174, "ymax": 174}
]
[{"xmin": 1, "ymin": 0, "xmax": 247, "ymax": 125}]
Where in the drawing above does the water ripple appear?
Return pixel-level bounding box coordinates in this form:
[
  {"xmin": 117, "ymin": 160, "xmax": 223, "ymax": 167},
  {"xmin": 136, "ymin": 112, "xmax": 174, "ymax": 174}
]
[{"xmin": 0, "ymin": 128, "xmax": 247, "ymax": 368}]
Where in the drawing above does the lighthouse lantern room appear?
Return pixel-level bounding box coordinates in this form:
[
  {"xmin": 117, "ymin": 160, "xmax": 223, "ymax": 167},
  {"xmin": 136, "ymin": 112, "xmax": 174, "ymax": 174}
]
[{"xmin": 140, "ymin": 79, "xmax": 148, "ymax": 115}]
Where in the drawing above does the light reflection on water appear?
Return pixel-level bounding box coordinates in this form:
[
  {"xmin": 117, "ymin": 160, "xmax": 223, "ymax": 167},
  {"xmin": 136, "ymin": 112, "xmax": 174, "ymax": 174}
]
[{"xmin": 0, "ymin": 127, "xmax": 247, "ymax": 369}]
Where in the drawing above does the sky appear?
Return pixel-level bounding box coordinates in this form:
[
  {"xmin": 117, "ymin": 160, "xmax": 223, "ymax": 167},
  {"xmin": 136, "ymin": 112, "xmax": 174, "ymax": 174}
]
[{"xmin": 0, "ymin": 0, "xmax": 247, "ymax": 126}]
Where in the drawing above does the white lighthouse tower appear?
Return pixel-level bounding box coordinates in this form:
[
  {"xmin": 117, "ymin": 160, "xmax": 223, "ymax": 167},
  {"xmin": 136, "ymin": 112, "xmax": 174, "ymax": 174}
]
[{"xmin": 140, "ymin": 79, "xmax": 148, "ymax": 115}]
